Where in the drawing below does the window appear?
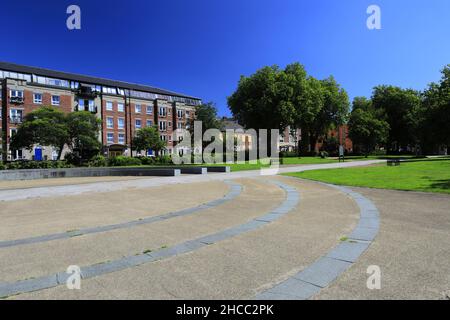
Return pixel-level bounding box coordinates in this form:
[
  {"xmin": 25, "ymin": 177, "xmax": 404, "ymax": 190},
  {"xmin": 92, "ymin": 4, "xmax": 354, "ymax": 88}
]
[
  {"xmin": 186, "ymin": 111, "xmax": 190, "ymax": 117},
  {"xmin": 106, "ymin": 101, "xmax": 113, "ymax": 111},
  {"xmin": 34, "ymin": 76, "xmax": 69, "ymax": 87},
  {"xmin": 146, "ymin": 105, "xmax": 153, "ymax": 115},
  {"xmin": 177, "ymin": 110, "xmax": 184, "ymax": 118},
  {"xmin": 118, "ymin": 118, "xmax": 125, "ymax": 130},
  {"xmin": 10, "ymin": 109, "xmax": 23, "ymax": 123},
  {"xmin": 177, "ymin": 122, "xmax": 183, "ymax": 129},
  {"xmin": 135, "ymin": 119, "xmax": 142, "ymax": 129},
  {"xmin": 168, "ymin": 135, "xmax": 172, "ymax": 142},
  {"xmin": 117, "ymin": 103, "xmax": 124, "ymax": 112},
  {"xmin": 135, "ymin": 104, "xmax": 142, "ymax": 113},
  {"xmin": 146, "ymin": 120, "xmax": 153, "ymax": 127},
  {"xmin": 160, "ymin": 135, "xmax": 167, "ymax": 141},
  {"xmin": 168, "ymin": 121, "xmax": 172, "ymax": 128},
  {"xmin": 51, "ymin": 95, "xmax": 60, "ymax": 106},
  {"xmin": 107, "ymin": 117, "xmax": 114, "ymax": 129},
  {"xmin": 107, "ymin": 133, "xmax": 114, "ymax": 144},
  {"xmin": 10, "ymin": 90, "xmax": 23, "ymax": 98},
  {"xmin": 159, "ymin": 106, "xmax": 167, "ymax": 117},
  {"xmin": 33, "ymin": 93, "xmax": 42, "ymax": 104},
  {"xmin": 103, "ymin": 87, "xmax": 117, "ymax": 95},
  {"xmin": 88, "ymin": 100, "xmax": 96, "ymax": 113},
  {"xmin": 159, "ymin": 120, "xmax": 167, "ymax": 131},
  {"xmin": 118, "ymin": 133, "xmax": 125, "ymax": 144}
]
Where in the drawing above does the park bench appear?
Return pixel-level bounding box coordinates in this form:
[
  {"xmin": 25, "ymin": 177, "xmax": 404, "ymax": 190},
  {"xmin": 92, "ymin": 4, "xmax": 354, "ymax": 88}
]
[{"xmin": 387, "ymin": 159, "xmax": 401, "ymax": 166}]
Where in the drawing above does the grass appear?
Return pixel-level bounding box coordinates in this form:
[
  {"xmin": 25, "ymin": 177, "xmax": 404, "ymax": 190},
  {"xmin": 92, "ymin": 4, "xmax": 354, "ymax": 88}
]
[{"xmin": 285, "ymin": 158, "xmax": 450, "ymax": 194}]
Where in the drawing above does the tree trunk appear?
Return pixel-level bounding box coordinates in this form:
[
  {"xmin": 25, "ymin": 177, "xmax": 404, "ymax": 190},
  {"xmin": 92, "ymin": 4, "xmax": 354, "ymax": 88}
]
[{"xmin": 57, "ymin": 145, "xmax": 65, "ymax": 160}]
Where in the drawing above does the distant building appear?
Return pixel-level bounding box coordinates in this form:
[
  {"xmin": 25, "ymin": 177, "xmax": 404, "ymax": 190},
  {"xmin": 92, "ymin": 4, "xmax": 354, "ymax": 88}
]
[{"xmin": 0, "ymin": 62, "xmax": 201, "ymax": 161}]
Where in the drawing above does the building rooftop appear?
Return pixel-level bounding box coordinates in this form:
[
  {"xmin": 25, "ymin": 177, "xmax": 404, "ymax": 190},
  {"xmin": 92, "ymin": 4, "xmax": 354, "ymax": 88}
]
[{"xmin": 0, "ymin": 61, "xmax": 201, "ymax": 101}]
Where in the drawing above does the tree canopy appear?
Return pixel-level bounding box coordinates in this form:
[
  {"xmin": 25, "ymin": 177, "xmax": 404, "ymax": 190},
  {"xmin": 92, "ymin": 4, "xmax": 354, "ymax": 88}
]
[
  {"xmin": 227, "ymin": 62, "xmax": 349, "ymax": 154},
  {"xmin": 348, "ymin": 97, "xmax": 389, "ymax": 156},
  {"xmin": 10, "ymin": 107, "xmax": 101, "ymax": 160},
  {"xmin": 132, "ymin": 126, "xmax": 166, "ymax": 156}
]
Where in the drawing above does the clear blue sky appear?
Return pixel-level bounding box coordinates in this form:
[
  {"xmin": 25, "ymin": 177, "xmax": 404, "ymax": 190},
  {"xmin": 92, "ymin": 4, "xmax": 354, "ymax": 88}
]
[{"xmin": 1, "ymin": 0, "xmax": 448, "ymax": 116}]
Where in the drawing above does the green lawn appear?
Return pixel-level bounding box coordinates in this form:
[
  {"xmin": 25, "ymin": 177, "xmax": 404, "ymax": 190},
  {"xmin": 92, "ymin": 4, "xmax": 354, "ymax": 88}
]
[{"xmin": 285, "ymin": 159, "xmax": 450, "ymax": 194}]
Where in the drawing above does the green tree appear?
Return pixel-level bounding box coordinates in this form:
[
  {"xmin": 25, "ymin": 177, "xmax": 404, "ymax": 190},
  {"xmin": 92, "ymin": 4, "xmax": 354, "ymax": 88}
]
[
  {"xmin": 422, "ymin": 65, "xmax": 450, "ymax": 152},
  {"xmin": 132, "ymin": 126, "xmax": 166, "ymax": 156},
  {"xmin": 10, "ymin": 106, "xmax": 68, "ymax": 159},
  {"xmin": 190, "ymin": 102, "xmax": 223, "ymax": 134},
  {"xmin": 66, "ymin": 111, "xmax": 101, "ymax": 160},
  {"xmin": 371, "ymin": 85, "xmax": 422, "ymax": 153},
  {"xmin": 309, "ymin": 76, "xmax": 349, "ymax": 153},
  {"xmin": 348, "ymin": 97, "xmax": 389, "ymax": 156}
]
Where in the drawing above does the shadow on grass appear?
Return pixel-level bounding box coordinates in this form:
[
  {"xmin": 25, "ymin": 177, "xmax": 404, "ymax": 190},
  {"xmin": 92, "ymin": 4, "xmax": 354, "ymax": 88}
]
[{"xmin": 430, "ymin": 179, "xmax": 450, "ymax": 190}]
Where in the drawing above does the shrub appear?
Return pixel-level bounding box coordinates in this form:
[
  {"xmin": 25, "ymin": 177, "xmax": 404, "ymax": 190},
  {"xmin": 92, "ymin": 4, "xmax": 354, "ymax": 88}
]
[
  {"xmin": 88, "ymin": 155, "xmax": 108, "ymax": 167},
  {"xmin": 64, "ymin": 152, "xmax": 82, "ymax": 166},
  {"xmin": 4, "ymin": 160, "xmax": 72, "ymax": 170},
  {"xmin": 155, "ymin": 155, "xmax": 172, "ymax": 165},
  {"xmin": 138, "ymin": 156, "xmax": 156, "ymax": 165},
  {"xmin": 0, "ymin": 163, "xmax": 5, "ymax": 170},
  {"xmin": 107, "ymin": 156, "xmax": 142, "ymax": 167}
]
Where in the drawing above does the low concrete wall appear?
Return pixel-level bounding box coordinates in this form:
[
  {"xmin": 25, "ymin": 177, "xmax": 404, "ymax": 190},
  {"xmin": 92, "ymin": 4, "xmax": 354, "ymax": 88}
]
[
  {"xmin": 0, "ymin": 167, "xmax": 181, "ymax": 181},
  {"xmin": 179, "ymin": 167, "xmax": 208, "ymax": 175},
  {"xmin": 206, "ymin": 166, "xmax": 231, "ymax": 173}
]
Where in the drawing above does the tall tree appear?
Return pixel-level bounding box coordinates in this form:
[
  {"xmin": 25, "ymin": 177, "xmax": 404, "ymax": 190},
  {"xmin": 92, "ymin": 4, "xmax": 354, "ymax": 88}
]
[
  {"xmin": 348, "ymin": 97, "xmax": 389, "ymax": 156},
  {"xmin": 422, "ymin": 65, "xmax": 450, "ymax": 152},
  {"xmin": 10, "ymin": 107, "xmax": 68, "ymax": 159},
  {"xmin": 66, "ymin": 111, "xmax": 101, "ymax": 160},
  {"xmin": 371, "ymin": 85, "xmax": 422, "ymax": 153},
  {"xmin": 309, "ymin": 76, "xmax": 349, "ymax": 152}
]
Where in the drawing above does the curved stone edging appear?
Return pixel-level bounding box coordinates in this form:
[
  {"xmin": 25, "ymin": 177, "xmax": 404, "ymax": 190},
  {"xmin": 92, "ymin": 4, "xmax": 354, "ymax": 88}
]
[
  {"xmin": 255, "ymin": 181, "xmax": 380, "ymax": 300},
  {"xmin": 0, "ymin": 181, "xmax": 300, "ymax": 298},
  {"xmin": 0, "ymin": 180, "xmax": 243, "ymax": 249}
]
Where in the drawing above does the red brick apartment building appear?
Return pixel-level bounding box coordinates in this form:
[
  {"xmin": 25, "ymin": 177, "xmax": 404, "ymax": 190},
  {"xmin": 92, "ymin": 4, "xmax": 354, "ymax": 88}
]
[
  {"xmin": 279, "ymin": 125, "xmax": 353, "ymax": 154},
  {"xmin": 0, "ymin": 62, "xmax": 200, "ymax": 161}
]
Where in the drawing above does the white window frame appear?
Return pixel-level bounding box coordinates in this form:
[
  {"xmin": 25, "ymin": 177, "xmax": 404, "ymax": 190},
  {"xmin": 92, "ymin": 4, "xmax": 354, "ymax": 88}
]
[
  {"xmin": 159, "ymin": 120, "xmax": 167, "ymax": 131},
  {"xmin": 117, "ymin": 103, "xmax": 124, "ymax": 112},
  {"xmin": 135, "ymin": 104, "xmax": 142, "ymax": 114},
  {"xmin": 10, "ymin": 90, "xmax": 24, "ymax": 98},
  {"xmin": 106, "ymin": 101, "xmax": 113, "ymax": 111},
  {"xmin": 118, "ymin": 133, "xmax": 125, "ymax": 144},
  {"xmin": 135, "ymin": 119, "xmax": 142, "ymax": 129},
  {"xmin": 146, "ymin": 120, "xmax": 153, "ymax": 127},
  {"xmin": 107, "ymin": 132, "xmax": 114, "ymax": 144},
  {"xmin": 146, "ymin": 105, "xmax": 153, "ymax": 115},
  {"xmin": 118, "ymin": 118, "xmax": 125, "ymax": 130},
  {"xmin": 51, "ymin": 95, "xmax": 60, "ymax": 106},
  {"xmin": 33, "ymin": 93, "xmax": 42, "ymax": 104},
  {"xmin": 106, "ymin": 117, "xmax": 114, "ymax": 129},
  {"xmin": 159, "ymin": 106, "xmax": 167, "ymax": 117}
]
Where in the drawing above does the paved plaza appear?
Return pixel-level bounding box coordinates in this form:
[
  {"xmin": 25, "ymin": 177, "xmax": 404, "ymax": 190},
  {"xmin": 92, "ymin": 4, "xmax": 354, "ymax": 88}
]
[{"xmin": 0, "ymin": 161, "xmax": 449, "ymax": 300}]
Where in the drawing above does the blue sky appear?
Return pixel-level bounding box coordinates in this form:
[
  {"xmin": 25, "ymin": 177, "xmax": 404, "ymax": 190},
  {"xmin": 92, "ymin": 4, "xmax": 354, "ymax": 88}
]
[{"xmin": 0, "ymin": 0, "xmax": 448, "ymax": 116}]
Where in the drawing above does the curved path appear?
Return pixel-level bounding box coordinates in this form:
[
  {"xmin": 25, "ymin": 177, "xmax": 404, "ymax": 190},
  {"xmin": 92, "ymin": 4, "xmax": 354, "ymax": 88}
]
[
  {"xmin": 255, "ymin": 180, "xmax": 380, "ymax": 299},
  {"xmin": 0, "ymin": 181, "xmax": 242, "ymax": 249},
  {"xmin": 0, "ymin": 175, "xmax": 384, "ymax": 299},
  {"xmin": 0, "ymin": 180, "xmax": 298, "ymax": 297}
]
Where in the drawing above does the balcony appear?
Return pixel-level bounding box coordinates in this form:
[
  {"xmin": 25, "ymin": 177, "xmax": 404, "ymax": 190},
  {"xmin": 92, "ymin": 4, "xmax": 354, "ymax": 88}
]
[
  {"xmin": 75, "ymin": 85, "xmax": 99, "ymax": 98},
  {"xmin": 10, "ymin": 97, "xmax": 24, "ymax": 104}
]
